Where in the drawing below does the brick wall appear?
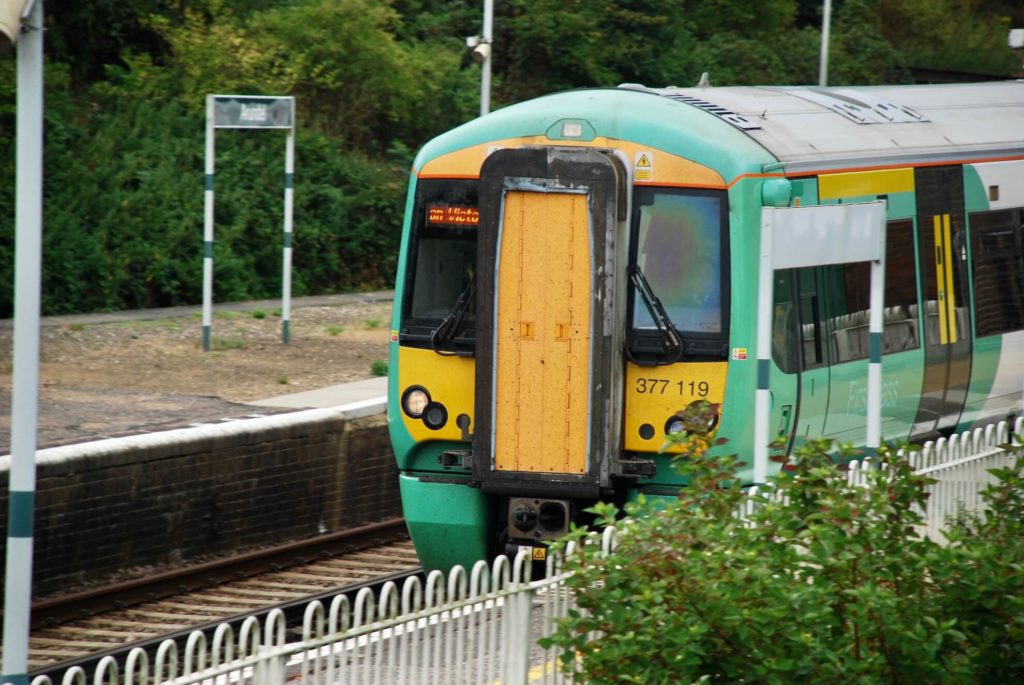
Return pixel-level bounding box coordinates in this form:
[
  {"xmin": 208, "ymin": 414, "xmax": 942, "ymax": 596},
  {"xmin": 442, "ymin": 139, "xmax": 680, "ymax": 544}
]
[{"xmin": 0, "ymin": 404, "xmax": 401, "ymax": 597}]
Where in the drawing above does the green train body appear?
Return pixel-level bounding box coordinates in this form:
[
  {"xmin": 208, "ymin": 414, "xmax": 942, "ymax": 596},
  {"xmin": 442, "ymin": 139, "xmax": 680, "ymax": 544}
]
[{"xmin": 387, "ymin": 82, "xmax": 1024, "ymax": 571}]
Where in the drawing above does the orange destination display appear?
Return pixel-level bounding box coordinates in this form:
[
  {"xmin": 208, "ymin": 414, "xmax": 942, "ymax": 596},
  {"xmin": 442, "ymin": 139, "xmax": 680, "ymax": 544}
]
[{"xmin": 427, "ymin": 205, "xmax": 479, "ymax": 226}]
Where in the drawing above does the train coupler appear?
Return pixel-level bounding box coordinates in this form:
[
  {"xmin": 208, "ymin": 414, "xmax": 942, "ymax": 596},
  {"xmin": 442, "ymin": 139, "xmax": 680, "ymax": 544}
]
[
  {"xmin": 618, "ymin": 458, "xmax": 657, "ymax": 477},
  {"xmin": 438, "ymin": 450, "xmax": 473, "ymax": 468}
]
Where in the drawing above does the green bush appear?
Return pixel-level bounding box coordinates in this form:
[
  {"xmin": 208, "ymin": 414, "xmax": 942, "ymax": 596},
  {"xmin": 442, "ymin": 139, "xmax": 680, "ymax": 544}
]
[{"xmin": 544, "ymin": 420, "xmax": 1024, "ymax": 684}]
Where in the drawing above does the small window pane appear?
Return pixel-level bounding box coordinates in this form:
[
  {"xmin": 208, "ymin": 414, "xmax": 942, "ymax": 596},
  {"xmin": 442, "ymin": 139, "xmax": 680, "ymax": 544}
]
[
  {"xmin": 971, "ymin": 209, "xmax": 1024, "ymax": 337},
  {"xmin": 824, "ymin": 263, "xmax": 870, "ymax": 363},
  {"xmin": 882, "ymin": 220, "xmax": 919, "ymax": 352},
  {"xmin": 772, "ymin": 271, "xmax": 799, "ymax": 374}
]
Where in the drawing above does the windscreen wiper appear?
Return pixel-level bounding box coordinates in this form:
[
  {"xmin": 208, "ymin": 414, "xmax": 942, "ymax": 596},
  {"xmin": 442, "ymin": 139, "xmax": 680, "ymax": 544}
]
[
  {"xmin": 431, "ymin": 272, "xmax": 476, "ymax": 356},
  {"xmin": 627, "ymin": 264, "xmax": 683, "ymax": 365}
]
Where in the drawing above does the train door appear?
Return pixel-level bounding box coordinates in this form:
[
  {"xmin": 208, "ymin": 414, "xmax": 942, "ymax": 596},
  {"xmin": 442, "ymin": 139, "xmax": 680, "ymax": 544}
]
[
  {"xmin": 473, "ymin": 147, "xmax": 626, "ymax": 496},
  {"xmin": 911, "ymin": 166, "xmax": 973, "ymax": 439}
]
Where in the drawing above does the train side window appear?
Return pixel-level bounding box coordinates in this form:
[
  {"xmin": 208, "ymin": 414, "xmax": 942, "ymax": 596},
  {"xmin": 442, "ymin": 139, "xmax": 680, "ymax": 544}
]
[
  {"xmin": 797, "ymin": 267, "xmax": 825, "ymax": 368},
  {"xmin": 882, "ymin": 220, "xmax": 920, "ymax": 352},
  {"xmin": 771, "ymin": 270, "xmax": 800, "ymax": 373},
  {"xmin": 820, "ymin": 220, "xmax": 921, "ymax": 363},
  {"xmin": 823, "ymin": 262, "xmax": 869, "ymax": 363},
  {"xmin": 970, "ymin": 208, "xmax": 1024, "ymax": 337},
  {"xmin": 628, "ymin": 186, "xmax": 729, "ymax": 361}
]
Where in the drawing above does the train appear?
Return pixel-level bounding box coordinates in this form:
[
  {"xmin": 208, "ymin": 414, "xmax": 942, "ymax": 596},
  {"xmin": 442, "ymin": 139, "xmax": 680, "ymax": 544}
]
[{"xmin": 386, "ymin": 80, "xmax": 1024, "ymax": 571}]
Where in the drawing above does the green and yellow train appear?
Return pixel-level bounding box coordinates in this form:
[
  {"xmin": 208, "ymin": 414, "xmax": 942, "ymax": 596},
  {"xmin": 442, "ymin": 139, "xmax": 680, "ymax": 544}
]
[{"xmin": 387, "ymin": 81, "xmax": 1024, "ymax": 571}]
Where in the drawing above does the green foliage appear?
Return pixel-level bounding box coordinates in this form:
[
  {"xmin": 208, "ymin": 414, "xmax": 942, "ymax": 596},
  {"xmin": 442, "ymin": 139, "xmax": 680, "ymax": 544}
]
[
  {"xmin": 3, "ymin": 0, "xmax": 1022, "ymax": 317},
  {"xmin": 370, "ymin": 359, "xmax": 388, "ymax": 376},
  {"xmin": 545, "ymin": 420, "xmax": 1024, "ymax": 683}
]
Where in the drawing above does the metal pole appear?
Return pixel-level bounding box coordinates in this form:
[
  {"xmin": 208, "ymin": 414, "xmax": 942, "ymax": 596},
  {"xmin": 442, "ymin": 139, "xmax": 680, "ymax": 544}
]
[
  {"xmin": 2, "ymin": 2, "xmax": 43, "ymax": 684},
  {"xmin": 866, "ymin": 255, "xmax": 886, "ymax": 454},
  {"xmin": 754, "ymin": 211, "xmax": 774, "ymax": 484},
  {"xmin": 481, "ymin": 0, "xmax": 493, "ymax": 116},
  {"xmin": 819, "ymin": 0, "xmax": 832, "ymax": 87},
  {"xmin": 281, "ymin": 99, "xmax": 295, "ymax": 344},
  {"xmin": 202, "ymin": 95, "xmax": 215, "ymax": 351}
]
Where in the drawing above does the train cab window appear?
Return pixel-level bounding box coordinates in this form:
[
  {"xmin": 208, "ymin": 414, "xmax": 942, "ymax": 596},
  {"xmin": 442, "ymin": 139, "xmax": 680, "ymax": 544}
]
[
  {"xmin": 970, "ymin": 208, "xmax": 1024, "ymax": 337},
  {"xmin": 401, "ymin": 179, "xmax": 479, "ymax": 352},
  {"xmin": 627, "ymin": 187, "xmax": 729, "ymax": 362}
]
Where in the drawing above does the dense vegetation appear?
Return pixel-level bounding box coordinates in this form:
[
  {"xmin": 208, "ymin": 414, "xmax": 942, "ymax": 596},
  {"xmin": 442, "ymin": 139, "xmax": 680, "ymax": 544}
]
[
  {"xmin": 544, "ymin": 417, "xmax": 1024, "ymax": 683},
  {"xmin": 1, "ymin": 0, "xmax": 1022, "ymax": 315}
]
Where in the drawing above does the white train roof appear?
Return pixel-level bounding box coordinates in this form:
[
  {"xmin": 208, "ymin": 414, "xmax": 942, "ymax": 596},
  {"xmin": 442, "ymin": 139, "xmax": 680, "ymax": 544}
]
[{"xmin": 621, "ymin": 81, "xmax": 1024, "ymax": 173}]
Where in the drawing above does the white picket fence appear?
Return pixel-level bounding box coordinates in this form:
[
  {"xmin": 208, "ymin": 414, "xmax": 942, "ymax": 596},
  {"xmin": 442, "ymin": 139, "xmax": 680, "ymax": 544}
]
[{"xmin": 32, "ymin": 421, "xmax": 1023, "ymax": 685}]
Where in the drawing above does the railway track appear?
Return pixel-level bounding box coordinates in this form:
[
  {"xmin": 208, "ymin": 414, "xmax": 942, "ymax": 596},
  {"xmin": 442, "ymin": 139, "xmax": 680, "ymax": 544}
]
[{"xmin": 27, "ymin": 518, "xmax": 420, "ymax": 680}]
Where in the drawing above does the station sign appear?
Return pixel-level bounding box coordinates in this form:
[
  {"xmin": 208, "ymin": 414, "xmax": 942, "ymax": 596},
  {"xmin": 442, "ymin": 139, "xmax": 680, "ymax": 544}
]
[{"xmin": 212, "ymin": 95, "xmax": 294, "ymax": 129}]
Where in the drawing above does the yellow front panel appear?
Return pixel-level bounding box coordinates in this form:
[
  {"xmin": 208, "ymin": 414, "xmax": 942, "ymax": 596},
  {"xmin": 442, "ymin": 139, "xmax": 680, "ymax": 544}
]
[
  {"xmin": 623, "ymin": 362, "xmax": 728, "ymax": 452},
  {"xmin": 495, "ymin": 191, "xmax": 591, "ymax": 474},
  {"xmin": 397, "ymin": 347, "xmax": 475, "ymax": 443},
  {"xmin": 818, "ymin": 167, "xmax": 914, "ymax": 200}
]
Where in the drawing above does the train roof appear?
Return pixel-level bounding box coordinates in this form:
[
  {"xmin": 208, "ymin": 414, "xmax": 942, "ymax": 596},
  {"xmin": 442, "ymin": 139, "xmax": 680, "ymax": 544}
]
[{"xmin": 621, "ymin": 80, "xmax": 1024, "ymax": 173}]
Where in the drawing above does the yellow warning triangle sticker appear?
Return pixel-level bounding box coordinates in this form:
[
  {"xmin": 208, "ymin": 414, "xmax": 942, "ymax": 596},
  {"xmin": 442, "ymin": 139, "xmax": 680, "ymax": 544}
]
[
  {"xmin": 532, "ymin": 547, "xmax": 547, "ymax": 561},
  {"xmin": 636, "ymin": 154, "xmax": 651, "ymax": 168}
]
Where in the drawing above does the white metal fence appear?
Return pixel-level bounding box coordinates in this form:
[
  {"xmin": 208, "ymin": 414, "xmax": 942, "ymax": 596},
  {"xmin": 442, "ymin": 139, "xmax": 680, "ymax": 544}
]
[{"xmin": 32, "ymin": 421, "xmax": 1022, "ymax": 685}]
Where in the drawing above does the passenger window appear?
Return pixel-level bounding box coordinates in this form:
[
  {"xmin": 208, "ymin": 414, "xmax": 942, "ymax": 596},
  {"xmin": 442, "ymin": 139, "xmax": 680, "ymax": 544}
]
[
  {"xmin": 772, "ymin": 271, "xmax": 799, "ymax": 373},
  {"xmin": 970, "ymin": 208, "xmax": 1024, "ymax": 337},
  {"xmin": 798, "ymin": 268, "xmax": 824, "ymax": 368},
  {"xmin": 882, "ymin": 220, "xmax": 920, "ymax": 353},
  {"xmin": 823, "ymin": 262, "xmax": 870, "ymax": 363},
  {"xmin": 822, "ymin": 220, "xmax": 921, "ymax": 363}
]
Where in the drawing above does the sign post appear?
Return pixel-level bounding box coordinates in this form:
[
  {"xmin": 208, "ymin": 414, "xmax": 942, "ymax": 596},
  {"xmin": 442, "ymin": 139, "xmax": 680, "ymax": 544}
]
[
  {"xmin": 2, "ymin": 3, "xmax": 43, "ymax": 684},
  {"xmin": 755, "ymin": 201, "xmax": 887, "ymax": 483},
  {"xmin": 203, "ymin": 94, "xmax": 296, "ymax": 350}
]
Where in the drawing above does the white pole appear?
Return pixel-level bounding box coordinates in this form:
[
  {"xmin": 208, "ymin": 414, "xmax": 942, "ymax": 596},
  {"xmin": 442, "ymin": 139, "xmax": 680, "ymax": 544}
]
[
  {"xmin": 866, "ymin": 256, "xmax": 886, "ymax": 453},
  {"xmin": 754, "ymin": 211, "xmax": 774, "ymax": 484},
  {"xmin": 281, "ymin": 99, "xmax": 295, "ymax": 344},
  {"xmin": 819, "ymin": 0, "xmax": 832, "ymax": 87},
  {"xmin": 202, "ymin": 95, "xmax": 215, "ymax": 351},
  {"xmin": 2, "ymin": 3, "xmax": 43, "ymax": 684},
  {"xmin": 481, "ymin": 0, "xmax": 493, "ymax": 116}
]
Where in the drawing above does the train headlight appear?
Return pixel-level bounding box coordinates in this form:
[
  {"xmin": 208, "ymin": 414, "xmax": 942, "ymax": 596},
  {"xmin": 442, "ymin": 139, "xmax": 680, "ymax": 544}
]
[
  {"xmin": 401, "ymin": 386, "xmax": 430, "ymax": 418},
  {"xmin": 665, "ymin": 416, "xmax": 686, "ymax": 436}
]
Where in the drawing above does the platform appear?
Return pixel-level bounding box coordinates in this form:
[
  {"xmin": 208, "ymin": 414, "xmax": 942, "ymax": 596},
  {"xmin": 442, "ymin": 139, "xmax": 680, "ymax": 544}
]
[{"xmin": 248, "ymin": 376, "xmax": 388, "ymax": 411}]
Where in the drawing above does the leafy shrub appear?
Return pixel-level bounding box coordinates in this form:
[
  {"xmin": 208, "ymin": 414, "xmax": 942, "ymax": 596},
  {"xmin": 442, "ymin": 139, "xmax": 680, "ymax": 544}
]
[
  {"xmin": 544, "ymin": 417, "xmax": 1024, "ymax": 684},
  {"xmin": 370, "ymin": 359, "xmax": 388, "ymax": 377}
]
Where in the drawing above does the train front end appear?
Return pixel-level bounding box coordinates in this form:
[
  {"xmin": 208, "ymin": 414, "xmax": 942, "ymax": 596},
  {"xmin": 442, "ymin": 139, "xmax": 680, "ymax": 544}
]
[{"xmin": 388, "ymin": 89, "xmax": 769, "ymax": 571}]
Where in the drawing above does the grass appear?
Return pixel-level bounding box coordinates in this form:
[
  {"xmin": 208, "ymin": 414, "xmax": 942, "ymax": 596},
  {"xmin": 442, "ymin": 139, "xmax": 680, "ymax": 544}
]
[
  {"xmin": 215, "ymin": 310, "xmax": 243, "ymax": 320},
  {"xmin": 364, "ymin": 318, "xmax": 381, "ymax": 329},
  {"xmin": 277, "ymin": 376, "xmax": 289, "ymax": 385},
  {"xmin": 324, "ymin": 324, "xmax": 345, "ymax": 336},
  {"xmin": 251, "ymin": 309, "xmax": 267, "ymax": 319},
  {"xmin": 211, "ymin": 338, "xmax": 245, "ymax": 351},
  {"xmin": 371, "ymin": 360, "xmax": 388, "ymax": 377}
]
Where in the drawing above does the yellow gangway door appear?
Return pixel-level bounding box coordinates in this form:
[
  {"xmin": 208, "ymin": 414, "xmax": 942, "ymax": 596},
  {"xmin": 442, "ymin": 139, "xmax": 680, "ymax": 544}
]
[{"xmin": 494, "ymin": 190, "xmax": 591, "ymax": 475}]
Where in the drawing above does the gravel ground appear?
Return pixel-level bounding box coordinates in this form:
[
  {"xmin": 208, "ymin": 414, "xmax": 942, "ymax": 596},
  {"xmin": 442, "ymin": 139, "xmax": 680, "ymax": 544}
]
[{"xmin": 0, "ymin": 293, "xmax": 394, "ymax": 453}]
